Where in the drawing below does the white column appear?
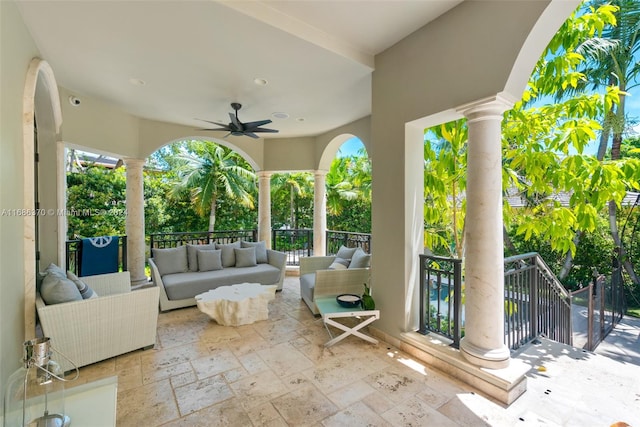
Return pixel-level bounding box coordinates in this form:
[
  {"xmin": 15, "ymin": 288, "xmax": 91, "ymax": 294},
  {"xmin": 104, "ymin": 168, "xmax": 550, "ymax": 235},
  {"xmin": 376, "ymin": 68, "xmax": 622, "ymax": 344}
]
[
  {"xmin": 257, "ymin": 171, "xmax": 272, "ymax": 248},
  {"xmin": 313, "ymin": 170, "xmax": 327, "ymax": 255},
  {"xmin": 458, "ymin": 95, "xmax": 513, "ymax": 369},
  {"xmin": 123, "ymin": 158, "xmax": 147, "ymax": 286}
]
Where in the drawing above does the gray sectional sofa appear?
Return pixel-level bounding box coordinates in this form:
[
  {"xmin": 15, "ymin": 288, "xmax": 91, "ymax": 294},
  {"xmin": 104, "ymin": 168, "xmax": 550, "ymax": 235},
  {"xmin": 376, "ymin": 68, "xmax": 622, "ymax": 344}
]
[{"xmin": 149, "ymin": 240, "xmax": 286, "ymax": 312}]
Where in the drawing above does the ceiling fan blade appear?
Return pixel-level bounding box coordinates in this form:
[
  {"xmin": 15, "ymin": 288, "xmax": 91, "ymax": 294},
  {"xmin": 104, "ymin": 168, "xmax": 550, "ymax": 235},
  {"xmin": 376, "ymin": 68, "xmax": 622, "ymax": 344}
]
[
  {"xmin": 252, "ymin": 127, "xmax": 279, "ymax": 133},
  {"xmin": 244, "ymin": 132, "xmax": 260, "ymax": 139},
  {"xmin": 198, "ymin": 127, "xmax": 231, "ymax": 132},
  {"xmin": 229, "ymin": 112, "xmax": 242, "ymax": 130},
  {"xmin": 197, "ymin": 119, "xmax": 229, "ymax": 128},
  {"xmin": 243, "ymin": 119, "xmax": 272, "ymax": 130}
]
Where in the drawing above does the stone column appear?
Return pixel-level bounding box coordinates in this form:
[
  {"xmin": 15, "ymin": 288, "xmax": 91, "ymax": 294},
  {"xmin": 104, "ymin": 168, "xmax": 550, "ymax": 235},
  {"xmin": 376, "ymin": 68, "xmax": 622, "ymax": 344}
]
[
  {"xmin": 257, "ymin": 171, "xmax": 272, "ymax": 248},
  {"xmin": 313, "ymin": 170, "xmax": 327, "ymax": 255},
  {"xmin": 458, "ymin": 95, "xmax": 513, "ymax": 369},
  {"xmin": 123, "ymin": 158, "xmax": 147, "ymax": 286}
]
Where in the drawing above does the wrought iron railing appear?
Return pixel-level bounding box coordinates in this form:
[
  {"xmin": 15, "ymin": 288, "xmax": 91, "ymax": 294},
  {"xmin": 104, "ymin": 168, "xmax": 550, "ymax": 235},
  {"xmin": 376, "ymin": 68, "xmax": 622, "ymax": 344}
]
[
  {"xmin": 418, "ymin": 252, "xmax": 573, "ymax": 351},
  {"xmin": 326, "ymin": 230, "xmax": 371, "ymax": 255},
  {"xmin": 418, "ymin": 254, "xmax": 463, "ymax": 347},
  {"xmin": 272, "ymin": 229, "xmax": 313, "ymax": 266},
  {"xmin": 149, "ymin": 230, "xmax": 257, "ymax": 250},
  {"xmin": 503, "ymin": 253, "xmax": 572, "ymax": 350},
  {"xmin": 65, "ymin": 235, "xmax": 127, "ymax": 276},
  {"xmin": 571, "ymin": 265, "xmax": 626, "ymax": 351}
]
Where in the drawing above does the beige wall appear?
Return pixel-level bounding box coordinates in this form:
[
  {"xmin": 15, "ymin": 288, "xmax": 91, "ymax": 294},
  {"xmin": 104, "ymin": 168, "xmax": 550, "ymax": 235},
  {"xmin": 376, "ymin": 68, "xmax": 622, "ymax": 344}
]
[
  {"xmin": 0, "ymin": 0, "xmax": 41, "ymax": 413},
  {"xmin": 370, "ymin": 0, "xmax": 577, "ymax": 334}
]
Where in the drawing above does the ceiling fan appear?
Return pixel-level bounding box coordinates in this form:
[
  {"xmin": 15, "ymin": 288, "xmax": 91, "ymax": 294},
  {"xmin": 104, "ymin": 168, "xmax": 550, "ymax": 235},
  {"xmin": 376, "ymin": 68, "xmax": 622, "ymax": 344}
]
[{"xmin": 199, "ymin": 102, "xmax": 279, "ymax": 139}]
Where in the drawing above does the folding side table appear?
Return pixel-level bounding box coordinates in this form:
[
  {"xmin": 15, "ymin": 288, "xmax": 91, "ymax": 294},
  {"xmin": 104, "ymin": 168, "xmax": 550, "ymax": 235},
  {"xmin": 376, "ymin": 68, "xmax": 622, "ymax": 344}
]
[{"xmin": 315, "ymin": 296, "xmax": 380, "ymax": 347}]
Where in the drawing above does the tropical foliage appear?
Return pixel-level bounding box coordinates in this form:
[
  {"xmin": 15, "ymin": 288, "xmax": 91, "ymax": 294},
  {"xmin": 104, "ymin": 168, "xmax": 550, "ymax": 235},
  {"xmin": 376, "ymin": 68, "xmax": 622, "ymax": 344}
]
[{"xmin": 423, "ymin": 2, "xmax": 640, "ymax": 294}]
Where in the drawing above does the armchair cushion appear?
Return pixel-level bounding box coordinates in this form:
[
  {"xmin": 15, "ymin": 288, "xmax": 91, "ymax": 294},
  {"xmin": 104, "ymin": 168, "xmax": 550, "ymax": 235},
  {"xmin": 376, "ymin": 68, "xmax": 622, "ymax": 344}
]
[
  {"xmin": 349, "ymin": 248, "xmax": 371, "ymax": 269},
  {"xmin": 40, "ymin": 263, "xmax": 83, "ymax": 305},
  {"xmin": 67, "ymin": 271, "xmax": 98, "ymax": 299}
]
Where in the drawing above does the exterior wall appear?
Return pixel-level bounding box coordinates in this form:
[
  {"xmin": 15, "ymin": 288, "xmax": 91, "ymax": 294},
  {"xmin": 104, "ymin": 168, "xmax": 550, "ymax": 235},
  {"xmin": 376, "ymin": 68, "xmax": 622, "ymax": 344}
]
[
  {"xmin": 370, "ymin": 0, "xmax": 577, "ymax": 336},
  {"xmin": 0, "ymin": 0, "xmax": 41, "ymax": 415}
]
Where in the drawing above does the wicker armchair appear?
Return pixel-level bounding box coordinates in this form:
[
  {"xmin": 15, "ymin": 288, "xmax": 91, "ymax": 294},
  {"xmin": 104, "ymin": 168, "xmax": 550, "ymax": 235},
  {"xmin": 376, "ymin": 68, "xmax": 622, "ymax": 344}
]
[
  {"xmin": 299, "ymin": 256, "xmax": 371, "ymax": 315},
  {"xmin": 35, "ymin": 271, "xmax": 159, "ymax": 372}
]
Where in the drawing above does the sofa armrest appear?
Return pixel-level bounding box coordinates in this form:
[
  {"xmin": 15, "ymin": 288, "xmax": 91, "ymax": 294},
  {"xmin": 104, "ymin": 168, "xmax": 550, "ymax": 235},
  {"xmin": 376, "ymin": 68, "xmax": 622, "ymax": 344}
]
[
  {"xmin": 81, "ymin": 271, "xmax": 131, "ymax": 296},
  {"xmin": 266, "ymin": 249, "xmax": 286, "ymax": 270},
  {"xmin": 314, "ymin": 268, "xmax": 370, "ymax": 299},
  {"xmin": 300, "ymin": 256, "xmax": 335, "ymax": 275}
]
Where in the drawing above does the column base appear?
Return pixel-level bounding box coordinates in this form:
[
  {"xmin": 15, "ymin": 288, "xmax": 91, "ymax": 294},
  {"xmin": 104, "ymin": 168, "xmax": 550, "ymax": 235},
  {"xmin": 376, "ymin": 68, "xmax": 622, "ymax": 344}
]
[{"xmin": 460, "ymin": 337, "xmax": 510, "ymax": 369}]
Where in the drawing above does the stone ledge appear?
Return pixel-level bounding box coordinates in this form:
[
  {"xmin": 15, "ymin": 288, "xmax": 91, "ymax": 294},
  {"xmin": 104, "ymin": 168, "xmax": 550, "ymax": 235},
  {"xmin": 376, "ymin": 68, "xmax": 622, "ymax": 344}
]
[{"xmin": 370, "ymin": 328, "xmax": 529, "ymax": 405}]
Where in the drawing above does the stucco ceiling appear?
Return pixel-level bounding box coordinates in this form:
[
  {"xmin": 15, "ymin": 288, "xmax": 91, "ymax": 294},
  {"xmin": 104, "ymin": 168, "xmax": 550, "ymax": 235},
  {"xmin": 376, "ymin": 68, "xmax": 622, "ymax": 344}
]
[{"xmin": 17, "ymin": 1, "xmax": 462, "ymax": 138}]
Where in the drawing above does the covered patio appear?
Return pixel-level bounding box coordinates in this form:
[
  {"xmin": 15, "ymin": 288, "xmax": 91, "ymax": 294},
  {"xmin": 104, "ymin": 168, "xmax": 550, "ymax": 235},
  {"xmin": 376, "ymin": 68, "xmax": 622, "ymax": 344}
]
[{"xmin": 2, "ymin": 0, "xmax": 609, "ymax": 421}]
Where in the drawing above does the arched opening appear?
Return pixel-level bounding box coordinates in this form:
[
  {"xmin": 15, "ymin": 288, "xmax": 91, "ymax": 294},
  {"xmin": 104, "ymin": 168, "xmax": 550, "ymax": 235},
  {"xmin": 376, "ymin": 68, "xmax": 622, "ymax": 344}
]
[{"xmin": 22, "ymin": 58, "xmax": 63, "ymax": 339}]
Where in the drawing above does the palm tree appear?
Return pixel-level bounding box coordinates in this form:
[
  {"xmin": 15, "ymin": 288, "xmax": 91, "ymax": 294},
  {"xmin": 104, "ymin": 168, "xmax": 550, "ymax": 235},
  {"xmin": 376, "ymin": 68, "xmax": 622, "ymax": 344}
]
[
  {"xmin": 326, "ymin": 156, "xmax": 360, "ymax": 216},
  {"xmin": 270, "ymin": 173, "xmax": 312, "ymax": 229},
  {"xmin": 172, "ymin": 141, "xmax": 255, "ymax": 232}
]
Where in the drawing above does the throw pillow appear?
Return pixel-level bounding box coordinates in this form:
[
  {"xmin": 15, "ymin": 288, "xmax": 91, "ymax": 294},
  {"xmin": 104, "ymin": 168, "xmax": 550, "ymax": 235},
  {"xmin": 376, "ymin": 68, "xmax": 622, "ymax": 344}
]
[
  {"xmin": 217, "ymin": 241, "xmax": 241, "ymax": 267},
  {"xmin": 328, "ymin": 260, "xmax": 348, "ymax": 270},
  {"xmin": 348, "ymin": 248, "xmax": 371, "ymax": 269},
  {"xmin": 187, "ymin": 243, "xmax": 217, "ymax": 271},
  {"xmin": 152, "ymin": 245, "xmax": 188, "ymax": 276},
  {"xmin": 40, "ymin": 264, "xmax": 83, "ymax": 305},
  {"xmin": 336, "ymin": 245, "xmax": 358, "ymax": 262},
  {"xmin": 67, "ymin": 271, "xmax": 98, "ymax": 299},
  {"xmin": 241, "ymin": 241, "xmax": 268, "ymax": 263},
  {"xmin": 234, "ymin": 247, "xmax": 257, "ymax": 268},
  {"xmin": 197, "ymin": 249, "xmax": 223, "ymax": 272}
]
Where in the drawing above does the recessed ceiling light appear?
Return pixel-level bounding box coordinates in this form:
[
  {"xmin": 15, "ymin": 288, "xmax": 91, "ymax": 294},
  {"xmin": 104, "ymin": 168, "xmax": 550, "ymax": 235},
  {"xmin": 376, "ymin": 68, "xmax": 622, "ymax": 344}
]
[
  {"xmin": 129, "ymin": 78, "xmax": 146, "ymax": 86},
  {"xmin": 254, "ymin": 78, "xmax": 268, "ymax": 86},
  {"xmin": 296, "ymin": 118, "xmax": 305, "ymax": 122},
  {"xmin": 272, "ymin": 112, "xmax": 289, "ymax": 119}
]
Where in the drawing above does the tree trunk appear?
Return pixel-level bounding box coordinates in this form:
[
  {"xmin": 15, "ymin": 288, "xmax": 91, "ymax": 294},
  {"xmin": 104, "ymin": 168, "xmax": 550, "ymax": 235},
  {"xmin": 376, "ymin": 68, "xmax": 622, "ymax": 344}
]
[
  {"xmin": 208, "ymin": 198, "xmax": 217, "ymax": 232},
  {"xmin": 558, "ymin": 231, "xmax": 582, "ymax": 280},
  {"xmin": 503, "ymin": 224, "xmax": 517, "ymax": 255},
  {"xmin": 608, "ymin": 93, "xmax": 639, "ymax": 284}
]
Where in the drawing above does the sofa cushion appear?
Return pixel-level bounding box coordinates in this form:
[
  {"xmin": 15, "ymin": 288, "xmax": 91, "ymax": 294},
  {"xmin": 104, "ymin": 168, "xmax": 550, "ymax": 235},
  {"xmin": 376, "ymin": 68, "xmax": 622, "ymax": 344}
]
[
  {"xmin": 153, "ymin": 246, "xmax": 189, "ymax": 276},
  {"xmin": 241, "ymin": 241, "xmax": 268, "ymax": 263},
  {"xmin": 197, "ymin": 249, "xmax": 223, "ymax": 272},
  {"xmin": 67, "ymin": 271, "xmax": 98, "ymax": 299},
  {"xmin": 217, "ymin": 241, "xmax": 242, "ymax": 267},
  {"xmin": 235, "ymin": 247, "xmax": 257, "ymax": 267},
  {"xmin": 348, "ymin": 248, "xmax": 371, "ymax": 269},
  {"xmin": 40, "ymin": 263, "xmax": 83, "ymax": 305},
  {"xmin": 187, "ymin": 244, "xmax": 217, "ymax": 271},
  {"xmin": 162, "ymin": 264, "xmax": 282, "ymax": 300}
]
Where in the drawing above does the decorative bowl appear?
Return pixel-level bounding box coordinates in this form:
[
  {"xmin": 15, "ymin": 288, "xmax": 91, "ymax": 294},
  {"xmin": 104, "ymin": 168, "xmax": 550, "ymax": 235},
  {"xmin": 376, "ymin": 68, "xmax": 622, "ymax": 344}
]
[{"xmin": 336, "ymin": 294, "xmax": 361, "ymax": 308}]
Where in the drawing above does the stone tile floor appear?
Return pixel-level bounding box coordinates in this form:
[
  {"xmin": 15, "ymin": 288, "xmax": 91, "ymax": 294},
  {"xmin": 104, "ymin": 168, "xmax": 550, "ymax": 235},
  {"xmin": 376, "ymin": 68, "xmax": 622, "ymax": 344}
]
[{"xmin": 68, "ymin": 276, "xmax": 640, "ymax": 426}]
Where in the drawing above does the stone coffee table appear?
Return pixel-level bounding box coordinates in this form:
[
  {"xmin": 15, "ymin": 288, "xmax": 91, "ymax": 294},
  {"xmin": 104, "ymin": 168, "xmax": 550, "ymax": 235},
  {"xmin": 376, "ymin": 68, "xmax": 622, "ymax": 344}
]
[{"xmin": 195, "ymin": 283, "xmax": 276, "ymax": 326}]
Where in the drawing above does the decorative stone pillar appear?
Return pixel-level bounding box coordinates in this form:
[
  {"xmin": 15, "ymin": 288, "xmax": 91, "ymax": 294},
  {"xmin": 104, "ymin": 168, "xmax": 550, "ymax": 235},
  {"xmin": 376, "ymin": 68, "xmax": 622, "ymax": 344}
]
[
  {"xmin": 257, "ymin": 171, "xmax": 272, "ymax": 248},
  {"xmin": 458, "ymin": 95, "xmax": 513, "ymax": 369},
  {"xmin": 313, "ymin": 170, "xmax": 327, "ymax": 255},
  {"xmin": 123, "ymin": 158, "xmax": 147, "ymax": 286}
]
